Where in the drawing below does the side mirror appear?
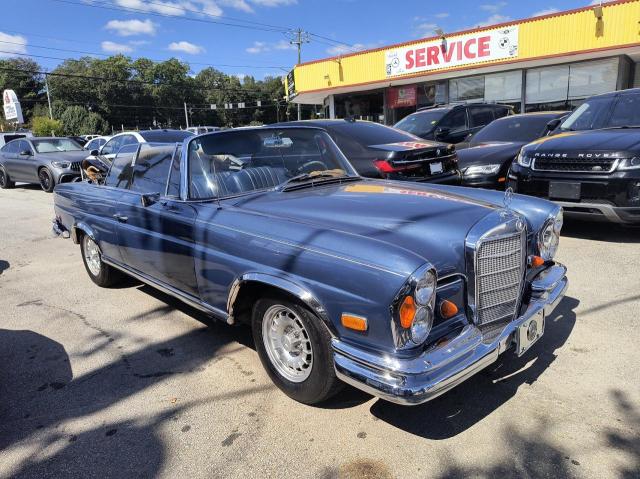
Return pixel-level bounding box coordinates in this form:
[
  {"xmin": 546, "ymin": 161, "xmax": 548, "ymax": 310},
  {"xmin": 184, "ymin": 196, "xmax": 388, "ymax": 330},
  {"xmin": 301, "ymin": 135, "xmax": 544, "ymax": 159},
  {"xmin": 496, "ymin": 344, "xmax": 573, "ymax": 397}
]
[
  {"xmin": 90, "ymin": 149, "xmax": 100, "ymax": 157},
  {"xmin": 546, "ymin": 118, "xmax": 562, "ymax": 132},
  {"xmin": 19, "ymin": 150, "xmax": 32, "ymax": 156},
  {"xmin": 434, "ymin": 126, "xmax": 450, "ymax": 139},
  {"xmin": 141, "ymin": 192, "xmax": 161, "ymax": 207}
]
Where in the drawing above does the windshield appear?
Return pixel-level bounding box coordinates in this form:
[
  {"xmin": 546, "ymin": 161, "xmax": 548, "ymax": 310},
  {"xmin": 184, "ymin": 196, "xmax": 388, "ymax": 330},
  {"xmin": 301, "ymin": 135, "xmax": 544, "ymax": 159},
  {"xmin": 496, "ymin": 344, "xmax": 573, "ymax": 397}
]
[
  {"xmin": 394, "ymin": 110, "xmax": 447, "ymax": 136},
  {"xmin": 188, "ymin": 128, "xmax": 356, "ymax": 199},
  {"xmin": 560, "ymin": 97, "xmax": 611, "ymax": 131},
  {"xmin": 472, "ymin": 115, "xmax": 556, "ymax": 144},
  {"xmin": 33, "ymin": 139, "xmax": 84, "ymax": 153}
]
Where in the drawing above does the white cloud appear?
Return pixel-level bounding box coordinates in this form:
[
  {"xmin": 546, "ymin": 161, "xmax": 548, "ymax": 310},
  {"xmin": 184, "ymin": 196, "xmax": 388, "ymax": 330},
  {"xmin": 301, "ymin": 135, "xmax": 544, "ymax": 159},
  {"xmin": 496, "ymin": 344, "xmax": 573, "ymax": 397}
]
[
  {"xmin": 325, "ymin": 42, "xmax": 381, "ymax": 56},
  {"xmin": 415, "ymin": 22, "xmax": 438, "ymax": 37},
  {"xmin": 101, "ymin": 40, "xmax": 134, "ymax": 53},
  {"xmin": 532, "ymin": 7, "xmax": 559, "ymax": 17},
  {"xmin": 219, "ymin": 0, "xmax": 253, "ymax": 12},
  {"xmin": 168, "ymin": 40, "xmax": 205, "ymax": 54},
  {"xmin": 0, "ymin": 32, "xmax": 27, "ymax": 56},
  {"xmin": 475, "ymin": 14, "xmax": 511, "ymax": 27},
  {"xmin": 246, "ymin": 41, "xmax": 269, "ymax": 54},
  {"xmin": 480, "ymin": 2, "xmax": 507, "ymax": 13},
  {"xmin": 246, "ymin": 39, "xmax": 294, "ymax": 54},
  {"xmin": 249, "ymin": 0, "xmax": 297, "ymax": 6},
  {"xmin": 105, "ymin": 19, "xmax": 156, "ymax": 36},
  {"xmin": 434, "ymin": 12, "xmax": 450, "ymax": 19}
]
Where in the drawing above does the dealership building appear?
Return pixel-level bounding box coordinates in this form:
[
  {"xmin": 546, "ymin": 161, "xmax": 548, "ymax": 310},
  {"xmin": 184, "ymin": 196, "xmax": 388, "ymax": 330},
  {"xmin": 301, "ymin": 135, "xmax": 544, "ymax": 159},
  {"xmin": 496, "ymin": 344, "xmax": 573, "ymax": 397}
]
[{"xmin": 287, "ymin": 0, "xmax": 640, "ymax": 125}]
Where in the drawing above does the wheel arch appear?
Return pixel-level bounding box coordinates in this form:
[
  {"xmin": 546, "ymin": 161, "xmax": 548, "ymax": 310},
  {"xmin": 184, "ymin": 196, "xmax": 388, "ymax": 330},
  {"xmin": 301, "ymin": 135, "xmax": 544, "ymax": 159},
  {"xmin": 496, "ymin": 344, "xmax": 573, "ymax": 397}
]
[
  {"xmin": 71, "ymin": 221, "xmax": 98, "ymax": 245},
  {"xmin": 227, "ymin": 272, "xmax": 337, "ymax": 336}
]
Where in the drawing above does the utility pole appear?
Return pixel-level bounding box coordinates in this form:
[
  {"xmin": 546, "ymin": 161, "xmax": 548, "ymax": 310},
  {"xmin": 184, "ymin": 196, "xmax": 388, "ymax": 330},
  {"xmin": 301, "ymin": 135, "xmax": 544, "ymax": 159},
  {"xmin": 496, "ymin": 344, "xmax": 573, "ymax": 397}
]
[
  {"xmin": 289, "ymin": 28, "xmax": 309, "ymax": 121},
  {"xmin": 184, "ymin": 102, "xmax": 189, "ymax": 129},
  {"xmin": 44, "ymin": 73, "xmax": 53, "ymax": 119}
]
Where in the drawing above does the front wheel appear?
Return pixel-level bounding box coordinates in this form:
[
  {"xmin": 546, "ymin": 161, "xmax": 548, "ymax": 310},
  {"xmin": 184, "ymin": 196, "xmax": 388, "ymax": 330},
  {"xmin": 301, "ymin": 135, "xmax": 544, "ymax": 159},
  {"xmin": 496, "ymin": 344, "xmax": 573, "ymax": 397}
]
[
  {"xmin": 0, "ymin": 166, "xmax": 15, "ymax": 189},
  {"xmin": 38, "ymin": 168, "xmax": 55, "ymax": 193},
  {"xmin": 80, "ymin": 234, "xmax": 121, "ymax": 287},
  {"xmin": 252, "ymin": 297, "xmax": 342, "ymax": 405}
]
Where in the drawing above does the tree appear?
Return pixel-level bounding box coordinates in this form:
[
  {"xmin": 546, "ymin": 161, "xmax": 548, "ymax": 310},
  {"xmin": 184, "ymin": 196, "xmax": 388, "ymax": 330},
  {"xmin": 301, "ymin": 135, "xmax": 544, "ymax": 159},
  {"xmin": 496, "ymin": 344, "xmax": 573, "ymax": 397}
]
[
  {"xmin": 32, "ymin": 116, "xmax": 63, "ymax": 136},
  {"xmin": 59, "ymin": 105, "xmax": 109, "ymax": 135},
  {"xmin": 0, "ymin": 58, "xmax": 45, "ymax": 123}
]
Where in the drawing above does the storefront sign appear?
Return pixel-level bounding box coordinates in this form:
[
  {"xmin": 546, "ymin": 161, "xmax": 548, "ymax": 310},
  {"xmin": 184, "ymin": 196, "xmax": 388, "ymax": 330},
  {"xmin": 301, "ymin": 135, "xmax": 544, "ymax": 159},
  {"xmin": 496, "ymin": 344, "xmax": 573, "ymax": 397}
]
[
  {"xmin": 3, "ymin": 89, "xmax": 24, "ymax": 124},
  {"xmin": 385, "ymin": 27, "xmax": 519, "ymax": 78},
  {"xmin": 286, "ymin": 69, "xmax": 297, "ymax": 101},
  {"xmin": 387, "ymin": 86, "xmax": 417, "ymax": 108}
]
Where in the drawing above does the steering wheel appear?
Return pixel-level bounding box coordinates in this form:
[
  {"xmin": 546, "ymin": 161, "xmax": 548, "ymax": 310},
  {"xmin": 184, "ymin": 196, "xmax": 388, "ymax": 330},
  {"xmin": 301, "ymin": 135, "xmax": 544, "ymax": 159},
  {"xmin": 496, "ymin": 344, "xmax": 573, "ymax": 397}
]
[{"xmin": 298, "ymin": 160, "xmax": 327, "ymax": 173}]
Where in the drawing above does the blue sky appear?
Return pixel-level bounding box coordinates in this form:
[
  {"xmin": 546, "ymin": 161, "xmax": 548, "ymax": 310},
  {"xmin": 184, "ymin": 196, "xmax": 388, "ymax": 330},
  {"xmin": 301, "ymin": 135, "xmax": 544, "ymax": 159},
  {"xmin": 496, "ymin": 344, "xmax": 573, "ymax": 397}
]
[{"xmin": 1, "ymin": 0, "xmax": 600, "ymax": 80}]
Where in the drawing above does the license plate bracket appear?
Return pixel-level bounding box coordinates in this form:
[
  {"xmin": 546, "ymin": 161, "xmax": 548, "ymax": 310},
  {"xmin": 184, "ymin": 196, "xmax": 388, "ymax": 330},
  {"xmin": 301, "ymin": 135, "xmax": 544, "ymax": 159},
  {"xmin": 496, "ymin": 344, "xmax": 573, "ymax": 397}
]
[
  {"xmin": 430, "ymin": 162, "xmax": 443, "ymax": 175},
  {"xmin": 549, "ymin": 182, "xmax": 580, "ymax": 200},
  {"xmin": 515, "ymin": 310, "xmax": 545, "ymax": 357}
]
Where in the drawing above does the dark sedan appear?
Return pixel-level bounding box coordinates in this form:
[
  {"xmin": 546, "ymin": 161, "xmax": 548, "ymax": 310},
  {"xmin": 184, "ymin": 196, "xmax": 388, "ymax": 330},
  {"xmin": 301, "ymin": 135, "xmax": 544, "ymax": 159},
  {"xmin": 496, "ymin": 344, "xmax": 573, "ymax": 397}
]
[
  {"xmin": 456, "ymin": 112, "xmax": 567, "ymax": 188},
  {"xmin": 271, "ymin": 119, "xmax": 460, "ymax": 184},
  {"xmin": 0, "ymin": 137, "xmax": 89, "ymax": 192}
]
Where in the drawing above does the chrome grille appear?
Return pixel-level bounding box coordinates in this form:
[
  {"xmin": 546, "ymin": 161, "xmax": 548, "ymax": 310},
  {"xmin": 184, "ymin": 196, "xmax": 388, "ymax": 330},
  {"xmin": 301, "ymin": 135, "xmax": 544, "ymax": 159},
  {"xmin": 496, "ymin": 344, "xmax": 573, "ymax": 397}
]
[
  {"xmin": 70, "ymin": 161, "xmax": 82, "ymax": 171},
  {"xmin": 476, "ymin": 232, "xmax": 525, "ymax": 325}
]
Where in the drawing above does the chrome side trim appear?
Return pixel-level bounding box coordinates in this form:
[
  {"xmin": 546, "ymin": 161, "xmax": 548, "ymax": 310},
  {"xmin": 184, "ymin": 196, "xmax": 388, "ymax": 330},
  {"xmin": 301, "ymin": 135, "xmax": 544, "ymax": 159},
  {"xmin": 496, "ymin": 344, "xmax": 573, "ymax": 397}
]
[
  {"xmin": 227, "ymin": 272, "xmax": 336, "ymax": 336},
  {"xmin": 102, "ymin": 257, "xmax": 229, "ymax": 322}
]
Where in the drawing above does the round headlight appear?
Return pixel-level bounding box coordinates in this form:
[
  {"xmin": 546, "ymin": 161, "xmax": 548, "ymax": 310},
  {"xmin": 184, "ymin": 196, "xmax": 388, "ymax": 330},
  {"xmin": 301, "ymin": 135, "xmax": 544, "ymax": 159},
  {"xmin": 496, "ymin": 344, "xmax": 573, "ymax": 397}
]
[
  {"xmin": 538, "ymin": 210, "xmax": 562, "ymax": 260},
  {"xmin": 410, "ymin": 306, "xmax": 433, "ymax": 344},
  {"xmin": 415, "ymin": 270, "xmax": 436, "ymax": 306}
]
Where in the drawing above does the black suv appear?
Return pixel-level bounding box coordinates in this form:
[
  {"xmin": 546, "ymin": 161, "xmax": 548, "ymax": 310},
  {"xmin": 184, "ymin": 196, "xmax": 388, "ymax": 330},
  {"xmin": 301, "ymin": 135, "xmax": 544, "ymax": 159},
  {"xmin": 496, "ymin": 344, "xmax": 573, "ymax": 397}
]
[
  {"xmin": 394, "ymin": 103, "xmax": 513, "ymax": 144},
  {"xmin": 508, "ymin": 88, "xmax": 640, "ymax": 224}
]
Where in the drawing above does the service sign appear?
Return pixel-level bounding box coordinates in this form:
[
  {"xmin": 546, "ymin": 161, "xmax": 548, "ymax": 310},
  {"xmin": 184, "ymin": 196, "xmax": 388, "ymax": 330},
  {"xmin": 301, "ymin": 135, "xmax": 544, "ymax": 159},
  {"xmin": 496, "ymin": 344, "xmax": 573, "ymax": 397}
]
[
  {"xmin": 385, "ymin": 27, "xmax": 518, "ymax": 78},
  {"xmin": 3, "ymin": 89, "xmax": 24, "ymax": 124}
]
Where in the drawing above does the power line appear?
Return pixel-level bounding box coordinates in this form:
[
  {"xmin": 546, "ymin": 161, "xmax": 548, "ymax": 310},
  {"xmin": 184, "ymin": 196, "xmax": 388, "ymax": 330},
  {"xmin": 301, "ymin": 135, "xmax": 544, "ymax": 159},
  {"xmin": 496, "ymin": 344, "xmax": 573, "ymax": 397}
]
[{"xmin": 0, "ymin": 39, "xmax": 288, "ymax": 70}]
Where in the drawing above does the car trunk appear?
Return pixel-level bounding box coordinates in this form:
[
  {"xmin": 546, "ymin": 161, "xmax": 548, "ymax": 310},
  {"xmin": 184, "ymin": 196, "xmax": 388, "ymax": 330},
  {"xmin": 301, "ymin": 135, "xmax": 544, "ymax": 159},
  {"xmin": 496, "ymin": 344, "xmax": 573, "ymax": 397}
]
[{"xmin": 369, "ymin": 141, "xmax": 458, "ymax": 180}]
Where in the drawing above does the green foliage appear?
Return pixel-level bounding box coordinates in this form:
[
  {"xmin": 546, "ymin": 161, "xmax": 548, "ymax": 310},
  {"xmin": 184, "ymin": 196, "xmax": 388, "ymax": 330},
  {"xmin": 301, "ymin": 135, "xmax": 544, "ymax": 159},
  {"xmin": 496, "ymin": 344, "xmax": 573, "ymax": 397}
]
[
  {"xmin": 2, "ymin": 55, "xmax": 290, "ymax": 130},
  {"xmin": 31, "ymin": 116, "xmax": 63, "ymax": 137}
]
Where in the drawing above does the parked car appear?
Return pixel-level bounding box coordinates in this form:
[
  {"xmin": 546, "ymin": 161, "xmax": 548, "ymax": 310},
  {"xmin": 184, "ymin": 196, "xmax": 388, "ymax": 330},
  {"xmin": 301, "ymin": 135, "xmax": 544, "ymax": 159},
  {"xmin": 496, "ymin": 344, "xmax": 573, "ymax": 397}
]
[
  {"xmin": 457, "ymin": 112, "xmax": 568, "ymax": 188},
  {"xmin": 67, "ymin": 136, "xmax": 87, "ymax": 147},
  {"xmin": 0, "ymin": 137, "xmax": 88, "ymax": 192},
  {"xmin": 82, "ymin": 134, "xmax": 101, "ymax": 142},
  {"xmin": 53, "ymin": 126, "xmax": 567, "ymax": 406},
  {"xmin": 94, "ymin": 129, "xmax": 194, "ymax": 161},
  {"xmin": 84, "ymin": 136, "xmax": 111, "ymax": 152},
  {"xmin": 271, "ymin": 119, "xmax": 460, "ymax": 184},
  {"xmin": 0, "ymin": 131, "xmax": 31, "ymax": 148},
  {"xmin": 394, "ymin": 103, "xmax": 513, "ymax": 144},
  {"xmin": 508, "ymin": 88, "xmax": 640, "ymax": 224},
  {"xmin": 186, "ymin": 126, "xmax": 220, "ymax": 135}
]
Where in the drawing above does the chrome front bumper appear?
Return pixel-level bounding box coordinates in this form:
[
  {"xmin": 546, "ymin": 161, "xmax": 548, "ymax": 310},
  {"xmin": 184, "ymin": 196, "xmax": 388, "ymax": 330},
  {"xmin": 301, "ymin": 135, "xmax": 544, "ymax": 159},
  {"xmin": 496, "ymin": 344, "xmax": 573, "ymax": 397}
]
[{"xmin": 332, "ymin": 263, "xmax": 568, "ymax": 406}]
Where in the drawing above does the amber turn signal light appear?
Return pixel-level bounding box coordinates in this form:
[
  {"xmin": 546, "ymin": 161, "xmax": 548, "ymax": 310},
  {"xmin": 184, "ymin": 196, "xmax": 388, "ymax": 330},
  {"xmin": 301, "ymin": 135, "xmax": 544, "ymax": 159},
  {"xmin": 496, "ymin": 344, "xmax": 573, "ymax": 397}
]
[
  {"xmin": 341, "ymin": 314, "xmax": 368, "ymax": 332},
  {"xmin": 439, "ymin": 300, "xmax": 459, "ymax": 319},
  {"xmin": 399, "ymin": 296, "xmax": 416, "ymax": 329},
  {"xmin": 530, "ymin": 255, "xmax": 545, "ymax": 268}
]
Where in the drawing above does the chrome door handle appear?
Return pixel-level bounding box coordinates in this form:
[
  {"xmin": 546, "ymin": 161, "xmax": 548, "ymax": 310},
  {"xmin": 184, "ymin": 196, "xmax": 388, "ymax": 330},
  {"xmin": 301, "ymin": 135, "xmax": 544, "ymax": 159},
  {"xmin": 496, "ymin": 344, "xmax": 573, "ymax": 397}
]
[{"xmin": 113, "ymin": 214, "xmax": 128, "ymax": 223}]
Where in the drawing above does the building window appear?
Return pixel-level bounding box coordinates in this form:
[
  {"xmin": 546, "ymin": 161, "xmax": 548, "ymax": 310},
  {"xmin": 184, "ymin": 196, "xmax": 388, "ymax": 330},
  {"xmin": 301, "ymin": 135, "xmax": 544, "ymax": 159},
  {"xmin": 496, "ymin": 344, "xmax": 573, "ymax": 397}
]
[
  {"xmin": 450, "ymin": 76, "xmax": 484, "ymax": 102},
  {"xmin": 334, "ymin": 91, "xmax": 384, "ymax": 123},
  {"xmin": 449, "ymin": 70, "xmax": 522, "ymax": 111},
  {"xmin": 525, "ymin": 57, "xmax": 619, "ymax": 111}
]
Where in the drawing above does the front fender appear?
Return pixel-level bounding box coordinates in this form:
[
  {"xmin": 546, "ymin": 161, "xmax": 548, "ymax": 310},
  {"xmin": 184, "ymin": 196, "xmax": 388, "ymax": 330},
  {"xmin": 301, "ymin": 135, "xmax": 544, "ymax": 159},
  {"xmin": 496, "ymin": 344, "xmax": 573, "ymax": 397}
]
[
  {"xmin": 71, "ymin": 221, "xmax": 98, "ymax": 245},
  {"xmin": 227, "ymin": 272, "xmax": 336, "ymax": 335}
]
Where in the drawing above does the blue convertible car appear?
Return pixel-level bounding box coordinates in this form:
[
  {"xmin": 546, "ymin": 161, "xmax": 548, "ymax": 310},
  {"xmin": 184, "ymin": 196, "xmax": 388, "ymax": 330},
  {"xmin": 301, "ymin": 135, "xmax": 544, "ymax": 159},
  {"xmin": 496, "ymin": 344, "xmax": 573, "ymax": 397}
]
[{"xmin": 52, "ymin": 127, "xmax": 568, "ymax": 405}]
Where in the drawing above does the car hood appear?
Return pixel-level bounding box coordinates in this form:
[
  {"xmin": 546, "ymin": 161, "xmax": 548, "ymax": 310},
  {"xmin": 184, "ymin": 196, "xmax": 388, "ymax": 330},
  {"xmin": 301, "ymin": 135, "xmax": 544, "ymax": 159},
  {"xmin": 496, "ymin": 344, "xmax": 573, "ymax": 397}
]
[
  {"xmin": 523, "ymin": 128, "xmax": 640, "ymax": 155},
  {"xmin": 228, "ymin": 179, "xmax": 500, "ymax": 277},
  {"xmin": 457, "ymin": 142, "xmax": 524, "ymax": 169},
  {"xmin": 39, "ymin": 150, "xmax": 89, "ymax": 162}
]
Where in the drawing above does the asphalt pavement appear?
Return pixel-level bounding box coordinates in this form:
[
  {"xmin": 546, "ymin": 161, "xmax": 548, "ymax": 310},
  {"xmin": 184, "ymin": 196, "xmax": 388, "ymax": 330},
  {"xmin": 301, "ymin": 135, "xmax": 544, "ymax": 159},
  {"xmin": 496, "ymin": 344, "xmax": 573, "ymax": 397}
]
[{"xmin": 0, "ymin": 185, "xmax": 638, "ymax": 479}]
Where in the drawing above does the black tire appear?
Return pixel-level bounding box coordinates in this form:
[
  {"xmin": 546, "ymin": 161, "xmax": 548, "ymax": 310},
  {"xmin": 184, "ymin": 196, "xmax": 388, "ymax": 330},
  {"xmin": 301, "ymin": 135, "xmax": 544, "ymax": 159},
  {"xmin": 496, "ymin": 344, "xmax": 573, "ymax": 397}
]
[
  {"xmin": 38, "ymin": 167, "xmax": 55, "ymax": 193},
  {"xmin": 252, "ymin": 296, "xmax": 342, "ymax": 405},
  {"xmin": 79, "ymin": 233, "xmax": 122, "ymax": 287},
  {"xmin": 0, "ymin": 165, "xmax": 14, "ymax": 189}
]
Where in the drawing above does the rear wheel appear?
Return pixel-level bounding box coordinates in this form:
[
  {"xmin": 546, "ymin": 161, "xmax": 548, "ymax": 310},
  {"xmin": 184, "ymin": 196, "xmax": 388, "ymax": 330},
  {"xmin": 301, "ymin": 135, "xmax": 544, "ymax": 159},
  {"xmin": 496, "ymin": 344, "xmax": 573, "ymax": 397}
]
[
  {"xmin": 0, "ymin": 166, "xmax": 14, "ymax": 189},
  {"xmin": 252, "ymin": 296, "xmax": 342, "ymax": 405},
  {"xmin": 80, "ymin": 234, "xmax": 121, "ymax": 287},
  {"xmin": 38, "ymin": 168, "xmax": 55, "ymax": 193}
]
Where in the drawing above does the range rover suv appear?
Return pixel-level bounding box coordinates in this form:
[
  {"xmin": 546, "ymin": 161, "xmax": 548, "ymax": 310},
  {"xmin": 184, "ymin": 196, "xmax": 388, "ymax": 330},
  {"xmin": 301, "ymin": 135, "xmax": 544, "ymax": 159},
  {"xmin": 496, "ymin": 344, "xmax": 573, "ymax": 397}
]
[{"xmin": 508, "ymin": 88, "xmax": 640, "ymax": 224}]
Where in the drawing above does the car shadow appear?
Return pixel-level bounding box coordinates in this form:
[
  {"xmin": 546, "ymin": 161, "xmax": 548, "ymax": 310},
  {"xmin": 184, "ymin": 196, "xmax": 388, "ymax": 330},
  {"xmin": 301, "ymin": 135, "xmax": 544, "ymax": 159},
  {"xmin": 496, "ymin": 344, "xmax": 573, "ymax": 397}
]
[
  {"xmin": 561, "ymin": 218, "xmax": 640, "ymax": 243},
  {"xmin": 368, "ymin": 296, "xmax": 579, "ymax": 439}
]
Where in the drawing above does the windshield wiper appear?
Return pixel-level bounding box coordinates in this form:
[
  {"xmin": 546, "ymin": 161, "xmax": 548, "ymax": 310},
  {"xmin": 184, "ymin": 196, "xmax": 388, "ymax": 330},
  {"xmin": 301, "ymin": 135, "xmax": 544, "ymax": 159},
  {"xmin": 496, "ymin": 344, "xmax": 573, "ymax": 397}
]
[{"xmin": 278, "ymin": 171, "xmax": 354, "ymax": 191}]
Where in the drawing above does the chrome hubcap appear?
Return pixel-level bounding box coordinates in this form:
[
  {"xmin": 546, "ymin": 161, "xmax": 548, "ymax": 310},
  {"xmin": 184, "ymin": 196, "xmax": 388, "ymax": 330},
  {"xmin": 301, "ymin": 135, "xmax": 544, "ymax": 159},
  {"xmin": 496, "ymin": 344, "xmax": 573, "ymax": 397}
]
[
  {"xmin": 262, "ymin": 305, "xmax": 313, "ymax": 382},
  {"xmin": 83, "ymin": 236, "xmax": 101, "ymax": 276}
]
